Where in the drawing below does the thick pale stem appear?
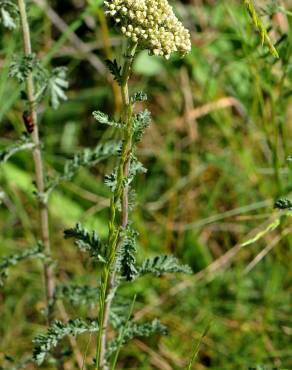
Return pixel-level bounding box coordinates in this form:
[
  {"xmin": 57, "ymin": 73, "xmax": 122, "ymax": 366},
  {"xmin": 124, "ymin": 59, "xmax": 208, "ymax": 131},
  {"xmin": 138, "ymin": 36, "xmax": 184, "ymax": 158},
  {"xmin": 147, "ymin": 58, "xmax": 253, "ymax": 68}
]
[
  {"xmin": 17, "ymin": 0, "xmax": 55, "ymax": 323},
  {"xmin": 96, "ymin": 42, "xmax": 137, "ymax": 370}
]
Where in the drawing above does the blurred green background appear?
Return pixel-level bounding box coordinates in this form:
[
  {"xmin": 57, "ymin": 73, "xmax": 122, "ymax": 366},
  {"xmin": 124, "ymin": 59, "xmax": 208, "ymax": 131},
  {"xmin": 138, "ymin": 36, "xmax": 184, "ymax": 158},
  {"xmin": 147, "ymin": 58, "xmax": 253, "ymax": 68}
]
[{"xmin": 0, "ymin": 0, "xmax": 291, "ymax": 369}]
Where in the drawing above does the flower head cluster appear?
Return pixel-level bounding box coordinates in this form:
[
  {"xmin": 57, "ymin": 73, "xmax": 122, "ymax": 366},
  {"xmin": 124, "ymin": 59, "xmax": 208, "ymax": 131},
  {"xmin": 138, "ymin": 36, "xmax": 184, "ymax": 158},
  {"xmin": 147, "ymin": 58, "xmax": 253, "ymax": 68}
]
[{"xmin": 104, "ymin": 0, "xmax": 191, "ymax": 59}]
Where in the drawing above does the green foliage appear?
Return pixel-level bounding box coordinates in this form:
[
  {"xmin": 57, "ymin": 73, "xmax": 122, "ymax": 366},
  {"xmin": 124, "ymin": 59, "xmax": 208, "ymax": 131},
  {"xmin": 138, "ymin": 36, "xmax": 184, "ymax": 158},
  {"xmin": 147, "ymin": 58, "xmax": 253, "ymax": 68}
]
[
  {"xmin": 56, "ymin": 283, "xmax": 99, "ymax": 306},
  {"xmin": 93, "ymin": 110, "xmax": 123, "ymax": 129},
  {"xmin": 138, "ymin": 255, "xmax": 192, "ymax": 277},
  {"xmin": 107, "ymin": 319, "xmax": 168, "ymax": 358},
  {"xmin": 0, "ymin": 0, "xmax": 18, "ymax": 30},
  {"xmin": 45, "ymin": 67, "xmax": 69, "ymax": 109},
  {"xmin": 64, "ymin": 223, "xmax": 106, "ymax": 262},
  {"xmin": 130, "ymin": 91, "xmax": 148, "ymax": 104},
  {"xmin": 104, "ymin": 169, "xmax": 118, "ymax": 192},
  {"xmin": 9, "ymin": 56, "xmax": 68, "ymax": 109},
  {"xmin": 243, "ymin": 0, "xmax": 279, "ymax": 58},
  {"xmin": 105, "ymin": 59, "xmax": 122, "ymax": 85},
  {"xmin": 274, "ymin": 198, "xmax": 292, "ymax": 211},
  {"xmin": 2, "ymin": 1, "xmax": 291, "ymax": 368},
  {"xmin": 105, "ymin": 156, "xmax": 146, "ymax": 194},
  {"xmin": 9, "ymin": 54, "xmax": 39, "ymax": 83},
  {"xmin": 126, "ymin": 156, "xmax": 147, "ymax": 186},
  {"xmin": 0, "ymin": 135, "xmax": 34, "ymax": 163},
  {"xmin": 117, "ymin": 226, "xmax": 138, "ymax": 281},
  {"xmin": 0, "ymin": 243, "xmax": 45, "ymax": 286},
  {"xmin": 133, "ymin": 109, "xmax": 151, "ymax": 143},
  {"xmin": 45, "ymin": 141, "xmax": 119, "ymax": 197},
  {"xmin": 33, "ymin": 319, "xmax": 98, "ymax": 365}
]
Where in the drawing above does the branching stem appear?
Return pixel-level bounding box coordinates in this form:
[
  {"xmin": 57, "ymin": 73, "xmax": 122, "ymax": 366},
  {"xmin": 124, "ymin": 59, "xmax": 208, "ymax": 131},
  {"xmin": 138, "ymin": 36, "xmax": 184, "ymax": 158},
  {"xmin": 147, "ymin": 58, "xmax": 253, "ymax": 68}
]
[
  {"xmin": 96, "ymin": 42, "xmax": 137, "ymax": 370},
  {"xmin": 17, "ymin": 0, "xmax": 55, "ymax": 323}
]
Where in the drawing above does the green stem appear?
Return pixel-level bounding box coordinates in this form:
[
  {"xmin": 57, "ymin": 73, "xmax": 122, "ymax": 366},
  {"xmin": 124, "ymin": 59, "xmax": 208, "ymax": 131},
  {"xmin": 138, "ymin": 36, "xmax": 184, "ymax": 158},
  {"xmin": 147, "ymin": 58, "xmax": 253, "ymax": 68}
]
[{"xmin": 95, "ymin": 42, "xmax": 137, "ymax": 370}]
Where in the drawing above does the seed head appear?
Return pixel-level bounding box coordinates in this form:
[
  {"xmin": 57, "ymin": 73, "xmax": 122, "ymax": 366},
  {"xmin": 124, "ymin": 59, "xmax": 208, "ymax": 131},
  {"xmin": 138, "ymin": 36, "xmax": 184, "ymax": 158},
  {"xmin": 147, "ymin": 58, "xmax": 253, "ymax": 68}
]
[{"xmin": 104, "ymin": 0, "xmax": 191, "ymax": 58}]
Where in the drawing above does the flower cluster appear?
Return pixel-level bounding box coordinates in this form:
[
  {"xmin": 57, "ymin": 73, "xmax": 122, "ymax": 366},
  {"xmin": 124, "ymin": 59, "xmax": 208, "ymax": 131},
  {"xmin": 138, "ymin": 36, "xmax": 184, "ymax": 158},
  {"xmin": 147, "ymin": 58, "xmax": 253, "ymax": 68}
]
[{"xmin": 104, "ymin": 0, "xmax": 191, "ymax": 59}]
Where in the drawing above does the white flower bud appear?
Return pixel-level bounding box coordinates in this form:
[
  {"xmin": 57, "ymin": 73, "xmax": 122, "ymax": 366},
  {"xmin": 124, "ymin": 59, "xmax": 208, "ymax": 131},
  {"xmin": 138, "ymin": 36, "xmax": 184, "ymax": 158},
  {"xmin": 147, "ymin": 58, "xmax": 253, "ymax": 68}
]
[{"xmin": 104, "ymin": 0, "xmax": 191, "ymax": 58}]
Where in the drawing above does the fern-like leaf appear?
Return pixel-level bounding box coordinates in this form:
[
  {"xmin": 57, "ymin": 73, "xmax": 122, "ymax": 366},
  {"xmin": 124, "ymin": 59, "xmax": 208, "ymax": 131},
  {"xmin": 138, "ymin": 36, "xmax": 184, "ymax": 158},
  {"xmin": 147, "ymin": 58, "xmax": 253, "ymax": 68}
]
[
  {"xmin": 105, "ymin": 59, "xmax": 122, "ymax": 85},
  {"xmin": 117, "ymin": 226, "xmax": 138, "ymax": 281},
  {"xmin": 138, "ymin": 255, "xmax": 192, "ymax": 277},
  {"xmin": 33, "ymin": 319, "xmax": 98, "ymax": 365},
  {"xmin": 64, "ymin": 223, "xmax": 106, "ymax": 262},
  {"xmin": 125, "ymin": 156, "xmax": 147, "ymax": 187},
  {"xmin": 107, "ymin": 319, "xmax": 168, "ymax": 358},
  {"xmin": 0, "ymin": 243, "xmax": 45, "ymax": 286},
  {"xmin": 93, "ymin": 111, "xmax": 123, "ymax": 129},
  {"xmin": 130, "ymin": 91, "xmax": 148, "ymax": 104},
  {"xmin": 0, "ymin": 0, "xmax": 18, "ymax": 30},
  {"xmin": 274, "ymin": 198, "xmax": 292, "ymax": 211},
  {"xmin": 46, "ymin": 67, "xmax": 69, "ymax": 109},
  {"xmin": 45, "ymin": 141, "xmax": 119, "ymax": 197},
  {"xmin": 56, "ymin": 284, "xmax": 99, "ymax": 306},
  {"xmin": 104, "ymin": 168, "xmax": 118, "ymax": 192},
  {"xmin": 133, "ymin": 110, "xmax": 151, "ymax": 143},
  {"xmin": 9, "ymin": 54, "xmax": 40, "ymax": 83}
]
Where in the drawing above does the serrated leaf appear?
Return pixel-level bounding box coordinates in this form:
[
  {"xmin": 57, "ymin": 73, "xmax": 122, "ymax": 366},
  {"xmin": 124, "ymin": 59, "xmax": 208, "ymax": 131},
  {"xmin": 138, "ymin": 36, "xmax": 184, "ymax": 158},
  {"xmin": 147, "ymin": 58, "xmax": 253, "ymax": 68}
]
[
  {"xmin": 33, "ymin": 319, "xmax": 98, "ymax": 365},
  {"xmin": 45, "ymin": 141, "xmax": 119, "ymax": 197},
  {"xmin": 0, "ymin": 243, "xmax": 45, "ymax": 271},
  {"xmin": 105, "ymin": 59, "xmax": 122, "ymax": 85},
  {"xmin": 104, "ymin": 168, "xmax": 118, "ymax": 192},
  {"xmin": 133, "ymin": 110, "xmax": 151, "ymax": 143},
  {"xmin": 64, "ymin": 223, "xmax": 106, "ymax": 262},
  {"xmin": 47, "ymin": 67, "xmax": 69, "ymax": 109},
  {"xmin": 56, "ymin": 284, "xmax": 99, "ymax": 306},
  {"xmin": 117, "ymin": 226, "xmax": 138, "ymax": 281},
  {"xmin": 274, "ymin": 198, "xmax": 292, "ymax": 211},
  {"xmin": 93, "ymin": 111, "xmax": 123, "ymax": 129},
  {"xmin": 124, "ymin": 156, "xmax": 147, "ymax": 189},
  {"xmin": 0, "ymin": 243, "xmax": 45, "ymax": 286},
  {"xmin": 9, "ymin": 54, "xmax": 40, "ymax": 83},
  {"xmin": 107, "ymin": 319, "xmax": 168, "ymax": 359},
  {"xmin": 130, "ymin": 91, "xmax": 148, "ymax": 104},
  {"xmin": 138, "ymin": 255, "xmax": 192, "ymax": 277}
]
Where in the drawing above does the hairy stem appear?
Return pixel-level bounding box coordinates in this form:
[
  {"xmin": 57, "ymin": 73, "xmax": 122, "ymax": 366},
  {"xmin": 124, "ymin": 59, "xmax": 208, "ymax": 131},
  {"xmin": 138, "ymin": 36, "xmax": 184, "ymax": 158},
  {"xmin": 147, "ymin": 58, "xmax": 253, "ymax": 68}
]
[
  {"xmin": 96, "ymin": 42, "xmax": 137, "ymax": 370},
  {"xmin": 17, "ymin": 0, "xmax": 55, "ymax": 323}
]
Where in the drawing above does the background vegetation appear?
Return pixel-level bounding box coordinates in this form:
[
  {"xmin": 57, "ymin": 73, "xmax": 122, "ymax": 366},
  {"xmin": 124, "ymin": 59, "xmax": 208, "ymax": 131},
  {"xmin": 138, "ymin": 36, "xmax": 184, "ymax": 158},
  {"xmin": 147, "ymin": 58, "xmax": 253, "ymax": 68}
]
[{"xmin": 0, "ymin": 0, "xmax": 291, "ymax": 369}]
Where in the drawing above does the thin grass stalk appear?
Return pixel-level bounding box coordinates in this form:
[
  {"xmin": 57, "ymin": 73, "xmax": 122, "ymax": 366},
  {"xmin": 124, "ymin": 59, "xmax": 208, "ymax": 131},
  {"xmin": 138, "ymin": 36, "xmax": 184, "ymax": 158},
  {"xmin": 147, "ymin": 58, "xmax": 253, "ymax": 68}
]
[
  {"xmin": 96, "ymin": 41, "xmax": 137, "ymax": 370},
  {"xmin": 17, "ymin": 0, "xmax": 55, "ymax": 323}
]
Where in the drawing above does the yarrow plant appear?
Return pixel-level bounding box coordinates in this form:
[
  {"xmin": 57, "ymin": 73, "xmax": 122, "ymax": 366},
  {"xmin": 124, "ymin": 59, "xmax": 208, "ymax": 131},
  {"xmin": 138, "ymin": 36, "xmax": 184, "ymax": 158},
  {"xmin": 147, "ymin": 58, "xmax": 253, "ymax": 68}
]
[{"xmin": 88, "ymin": 1, "xmax": 192, "ymax": 368}]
